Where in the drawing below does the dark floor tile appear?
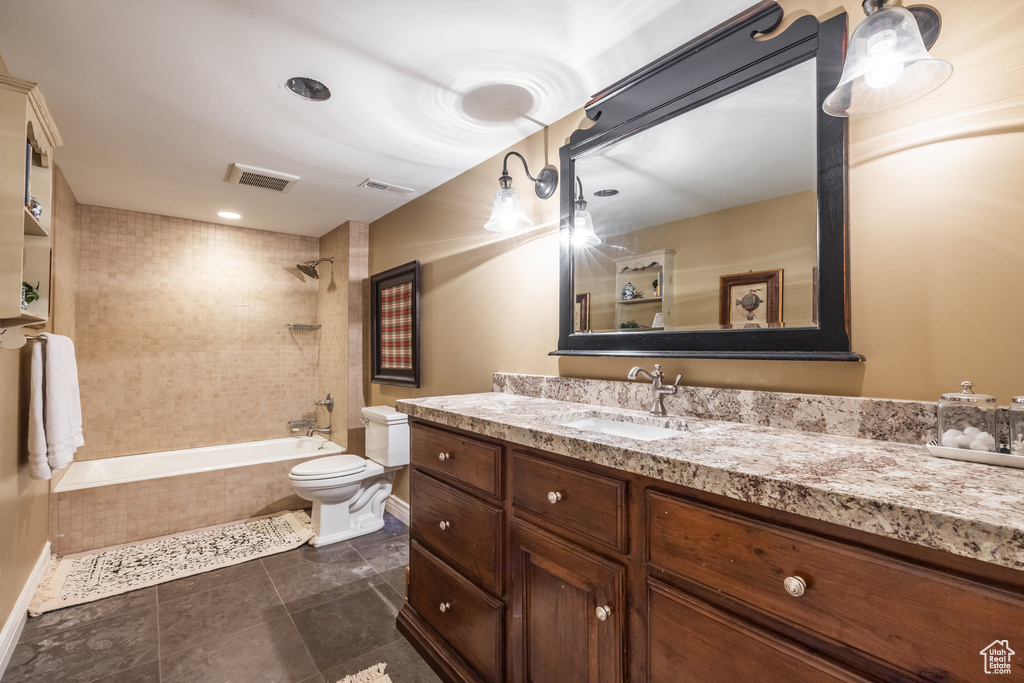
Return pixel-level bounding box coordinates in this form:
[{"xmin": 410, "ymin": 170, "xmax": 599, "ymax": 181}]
[
  {"xmin": 353, "ymin": 535, "xmax": 409, "ymax": 575},
  {"xmin": 91, "ymin": 659, "xmax": 161, "ymax": 683},
  {"xmin": 346, "ymin": 512, "xmax": 408, "ymax": 549},
  {"xmin": 320, "ymin": 638, "xmax": 441, "ymax": 683},
  {"xmin": 160, "ymin": 616, "xmax": 318, "ymax": 683},
  {"xmin": 20, "ymin": 587, "xmax": 156, "ymax": 643},
  {"xmin": 267, "ymin": 546, "xmax": 381, "ymax": 613},
  {"xmin": 4, "ymin": 607, "xmax": 158, "ymax": 683},
  {"xmin": 158, "ymin": 572, "xmax": 288, "ymax": 655},
  {"xmin": 261, "ymin": 539, "xmax": 355, "ymax": 573},
  {"xmin": 291, "ymin": 582, "xmax": 404, "ymax": 672},
  {"xmin": 158, "ymin": 558, "xmax": 267, "ymax": 602},
  {"xmin": 379, "ymin": 566, "xmax": 407, "ymax": 599}
]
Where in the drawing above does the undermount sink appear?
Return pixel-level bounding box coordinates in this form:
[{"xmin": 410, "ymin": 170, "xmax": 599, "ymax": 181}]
[{"xmin": 559, "ymin": 416, "xmax": 685, "ymax": 442}]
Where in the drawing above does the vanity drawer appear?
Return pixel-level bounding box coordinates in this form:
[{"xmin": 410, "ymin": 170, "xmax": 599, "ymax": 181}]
[
  {"xmin": 410, "ymin": 470, "xmax": 503, "ymax": 594},
  {"xmin": 512, "ymin": 450, "xmax": 628, "ymax": 553},
  {"xmin": 411, "ymin": 423, "xmax": 502, "ymax": 498},
  {"xmin": 409, "ymin": 541, "xmax": 504, "ymax": 683},
  {"xmin": 648, "ymin": 580, "xmax": 871, "ymax": 683},
  {"xmin": 647, "ymin": 491, "xmax": 1024, "ymax": 680}
]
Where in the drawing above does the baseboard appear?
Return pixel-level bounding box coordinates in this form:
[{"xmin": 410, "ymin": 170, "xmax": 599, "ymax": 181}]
[
  {"xmin": 0, "ymin": 541, "xmax": 51, "ymax": 678},
  {"xmin": 385, "ymin": 495, "xmax": 410, "ymax": 526}
]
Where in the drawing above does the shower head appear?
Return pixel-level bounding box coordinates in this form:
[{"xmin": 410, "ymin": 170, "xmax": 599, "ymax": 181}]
[{"xmin": 297, "ymin": 257, "xmax": 334, "ymax": 279}]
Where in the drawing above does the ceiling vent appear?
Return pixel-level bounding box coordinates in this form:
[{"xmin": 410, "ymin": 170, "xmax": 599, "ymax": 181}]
[
  {"xmin": 226, "ymin": 163, "xmax": 300, "ymax": 193},
  {"xmin": 359, "ymin": 179, "xmax": 415, "ymax": 197}
]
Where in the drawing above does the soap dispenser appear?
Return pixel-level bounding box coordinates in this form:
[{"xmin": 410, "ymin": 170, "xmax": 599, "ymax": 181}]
[{"xmin": 938, "ymin": 381, "xmax": 997, "ymax": 452}]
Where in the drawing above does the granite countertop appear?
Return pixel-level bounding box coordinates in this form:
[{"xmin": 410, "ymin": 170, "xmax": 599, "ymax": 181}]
[{"xmin": 396, "ymin": 392, "xmax": 1024, "ymax": 571}]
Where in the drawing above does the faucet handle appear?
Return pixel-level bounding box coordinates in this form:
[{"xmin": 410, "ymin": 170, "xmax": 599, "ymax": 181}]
[{"xmin": 672, "ymin": 374, "xmax": 682, "ymax": 387}]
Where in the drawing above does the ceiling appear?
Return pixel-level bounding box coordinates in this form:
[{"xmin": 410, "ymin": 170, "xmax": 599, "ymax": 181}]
[{"xmin": 0, "ymin": 0, "xmax": 756, "ymax": 237}]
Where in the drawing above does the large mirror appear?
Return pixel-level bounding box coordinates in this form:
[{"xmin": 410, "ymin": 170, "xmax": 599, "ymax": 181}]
[{"xmin": 556, "ymin": 1, "xmax": 861, "ymax": 361}]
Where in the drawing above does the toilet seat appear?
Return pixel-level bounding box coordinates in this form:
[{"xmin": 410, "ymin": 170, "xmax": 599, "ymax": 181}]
[{"xmin": 289, "ymin": 454, "xmax": 366, "ymax": 480}]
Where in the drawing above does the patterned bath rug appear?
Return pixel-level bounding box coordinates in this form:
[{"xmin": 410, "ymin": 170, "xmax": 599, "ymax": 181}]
[
  {"xmin": 28, "ymin": 509, "xmax": 313, "ymax": 616},
  {"xmin": 338, "ymin": 663, "xmax": 392, "ymax": 683}
]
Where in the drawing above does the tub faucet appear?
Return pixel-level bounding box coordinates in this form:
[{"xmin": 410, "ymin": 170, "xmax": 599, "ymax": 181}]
[
  {"xmin": 628, "ymin": 364, "xmax": 681, "ymax": 417},
  {"xmin": 306, "ymin": 421, "xmax": 332, "ymax": 437}
]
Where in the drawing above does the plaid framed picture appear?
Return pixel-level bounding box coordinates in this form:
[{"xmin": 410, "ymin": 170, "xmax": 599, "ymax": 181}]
[{"xmin": 370, "ymin": 260, "xmax": 421, "ymax": 387}]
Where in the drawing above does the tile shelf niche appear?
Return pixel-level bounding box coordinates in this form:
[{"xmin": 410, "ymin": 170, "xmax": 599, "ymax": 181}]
[{"xmin": 0, "ymin": 73, "xmax": 62, "ymax": 344}]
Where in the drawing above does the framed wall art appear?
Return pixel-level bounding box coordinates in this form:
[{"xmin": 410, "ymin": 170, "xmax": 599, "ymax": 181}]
[
  {"xmin": 719, "ymin": 269, "xmax": 783, "ymax": 328},
  {"xmin": 574, "ymin": 292, "xmax": 590, "ymax": 333},
  {"xmin": 370, "ymin": 260, "xmax": 421, "ymax": 387}
]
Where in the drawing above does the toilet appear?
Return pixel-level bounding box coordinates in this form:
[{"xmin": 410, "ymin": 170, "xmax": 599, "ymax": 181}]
[{"xmin": 288, "ymin": 405, "xmax": 409, "ymax": 546}]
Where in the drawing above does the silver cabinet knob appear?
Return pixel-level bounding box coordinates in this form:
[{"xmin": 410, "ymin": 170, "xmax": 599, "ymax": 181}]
[
  {"xmin": 595, "ymin": 605, "xmax": 612, "ymax": 622},
  {"xmin": 784, "ymin": 576, "xmax": 807, "ymax": 597},
  {"xmin": 547, "ymin": 491, "xmax": 562, "ymax": 504},
  {"xmin": 439, "ymin": 602, "xmax": 451, "ymax": 613},
  {"xmin": 439, "ymin": 520, "xmax": 451, "ymax": 531},
  {"xmin": 438, "ymin": 452, "xmax": 450, "ymax": 462}
]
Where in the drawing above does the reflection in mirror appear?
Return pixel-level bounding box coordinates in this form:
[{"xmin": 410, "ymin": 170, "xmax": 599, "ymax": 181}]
[{"xmin": 572, "ymin": 59, "xmax": 818, "ymax": 333}]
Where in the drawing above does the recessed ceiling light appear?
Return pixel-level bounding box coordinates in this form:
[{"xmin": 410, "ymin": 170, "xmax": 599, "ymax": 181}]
[
  {"xmin": 594, "ymin": 189, "xmax": 619, "ymax": 197},
  {"xmin": 285, "ymin": 77, "xmax": 331, "ymax": 102},
  {"xmin": 217, "ymin": 211, "xmax": 241, "ymax": 220}
]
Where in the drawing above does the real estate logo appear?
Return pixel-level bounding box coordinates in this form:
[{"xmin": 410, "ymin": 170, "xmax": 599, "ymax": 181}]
[{"xmin": 980, "ymin": 640, "xmax": 1015, "ymax": 675}]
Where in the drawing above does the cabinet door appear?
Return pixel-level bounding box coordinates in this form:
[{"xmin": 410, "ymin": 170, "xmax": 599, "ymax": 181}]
[{"xmin": 510, "ymin": 520, "xmax": 625, "ymax": 683}]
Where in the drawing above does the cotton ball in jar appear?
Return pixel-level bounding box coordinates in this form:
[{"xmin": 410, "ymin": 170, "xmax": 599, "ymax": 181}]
[
  {"xmin": 941, "ymin": 429, "xmax": 963, "ymax": 447},
  {"xmin": 968, "ymin": 431, "xmax": 996, "ymax": 452}
]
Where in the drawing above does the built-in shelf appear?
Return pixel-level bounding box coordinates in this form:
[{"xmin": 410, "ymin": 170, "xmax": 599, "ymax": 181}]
[
  {"xmin": 23, "ymin": 206, "xmax": 47, "ymax": 236},
  {"xmin": 0, "ymin": 311, "xmax": 46, "ymax": 328},
  {"xmin": 617, "ymin": 296, "xmax": 663, "ymax": 305}
]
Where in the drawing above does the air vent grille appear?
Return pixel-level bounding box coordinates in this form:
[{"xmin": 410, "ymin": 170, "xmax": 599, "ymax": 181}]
[
  {"xmin": 226, "ymin": 163, "xmax": 299, "ymax": 193},
  {"xmin": 359, "ymin": 179, "xmax": 415, "ymax": 197}
]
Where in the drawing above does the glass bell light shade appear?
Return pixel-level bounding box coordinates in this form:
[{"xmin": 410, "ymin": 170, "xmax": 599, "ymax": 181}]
[
  {"xmin": 822, "ymin": 6, "xmax": 952, "ymax": 117},
  {"xmin": 484, "ymin": 185, "xmax": 533, "ymax": 233},
  {"xmin": 571, "ymin": 204, "xmax": 600, "ymax": 248}
]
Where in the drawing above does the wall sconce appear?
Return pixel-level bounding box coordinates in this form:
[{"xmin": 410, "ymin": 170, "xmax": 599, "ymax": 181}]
[
  {"xmin": 571, "ymin": 177, "xmax": 600, "ymax": 249},
  {"xmin": 483, "ymin": 151, "xmax": 558, "ymax": 233},
  {"xmin": 823, "ymin": 0, "xmax": 951, "ymax": 117}
]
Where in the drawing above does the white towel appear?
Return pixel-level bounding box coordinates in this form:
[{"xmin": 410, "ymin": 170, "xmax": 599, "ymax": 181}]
[{"xmin": 27, "ymin": 333, "xmax": 84, "ymax": 480}]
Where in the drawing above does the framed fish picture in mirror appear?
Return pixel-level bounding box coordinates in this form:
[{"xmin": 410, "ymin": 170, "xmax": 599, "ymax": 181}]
[
  {"xmin": 719, "ymin": 269, "xmax": 782, "ymax": 328},
  {"xmin": 370, "ymin": 260, "xmax": 421, "ymax": 387}
]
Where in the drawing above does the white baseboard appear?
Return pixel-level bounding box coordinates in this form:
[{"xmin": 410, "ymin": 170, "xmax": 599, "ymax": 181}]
[
  {"xmin": 385, "ymin": 495, "xmax": 410, "ymax": 526},
  {"xmin": 0, "ymin": 541, "xmax": 51, "ymax": 678}
]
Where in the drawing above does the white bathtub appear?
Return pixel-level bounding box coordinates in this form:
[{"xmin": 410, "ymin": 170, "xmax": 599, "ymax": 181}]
[{"xmin": 54, "ymin": 436, "xmax": 345, "ymax": 492}]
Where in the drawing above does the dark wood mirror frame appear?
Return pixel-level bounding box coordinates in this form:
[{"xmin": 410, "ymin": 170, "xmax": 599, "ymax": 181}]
[{"xmin": 554, "ymin": 1, "xmax": 862, "ymax": 361}]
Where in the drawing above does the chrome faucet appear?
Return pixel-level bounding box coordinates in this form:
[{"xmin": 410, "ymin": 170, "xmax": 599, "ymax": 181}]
[
  {"xmin": 306, "ymin": 421, "xmax": 332, "ymax": 437},
  {"xmin": 628, "ymin": 364, "xmax": 681, "ymax": 417}
]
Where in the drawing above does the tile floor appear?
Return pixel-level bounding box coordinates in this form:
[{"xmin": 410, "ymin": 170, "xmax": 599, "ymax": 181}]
[{"xmin": 4, "ymin": 513, "xmax": 441, "ymax": 683}]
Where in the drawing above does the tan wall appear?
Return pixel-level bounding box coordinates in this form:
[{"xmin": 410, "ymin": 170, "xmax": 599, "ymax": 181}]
[
  {"xmin": 0, "ymin": 164, "xmax": 76, "ymax": 637},
  {"xmin": 371, "ymin": 0, "xmax": 1024, "ymax": 502},
  {"xmin": 316, "ymin": 221, "xmax": 369, "ymax": 453},
  {"xmin": 74, "ymin": 205, "xmax": 320, "ymax": 459},
  {"xmin": 577, "ymin": 191, "xmax": 818, "ymax": 331}
]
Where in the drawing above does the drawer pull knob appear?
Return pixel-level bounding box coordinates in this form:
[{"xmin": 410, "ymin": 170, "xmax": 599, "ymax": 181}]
[
  {"xmin": 784, "ymin": 576, "xmax": 807, "ymax": 597},
  {"xmin": 439, "ymin": 602, "xmax": 451, "ymax": 613},
  {"xmin": 438, "ymin": 452, "xmax": 451, "ymax": 462},
  {"xmin": 595, "ymin": 605, "xmax": 612, "ymax": 622},
  {"xmin": 439, "ymin": 520, "xmax": 451, "ymax": 531},
  {"xmin": 547, "ymin": 491, "xmax": 562, "ymax": 504}
]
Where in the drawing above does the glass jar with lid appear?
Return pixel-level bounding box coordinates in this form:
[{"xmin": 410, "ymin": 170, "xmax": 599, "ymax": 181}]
[
  {"xmin": 938, "ymin": 381, "xmax": 997, "ymax": 452},
  {"xmin": 1009, "ymin": 397, "xmax": 1024, "ymax": 456}
]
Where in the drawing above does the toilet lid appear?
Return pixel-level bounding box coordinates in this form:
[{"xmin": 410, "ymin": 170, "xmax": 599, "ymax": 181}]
[{"xmin": 290, "ymin": 454, "xmax": 366, "ymax": 478}]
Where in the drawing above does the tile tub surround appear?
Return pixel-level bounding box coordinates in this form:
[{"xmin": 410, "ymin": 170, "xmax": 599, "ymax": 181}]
[
  {"xmin": 493, "ymin": 373, "xmax": 955, "ymax": 445},
  {"xmin": 53, "ymin": 456, "xmax": 318, "ymax": 556},
  {"xmin": 396, "ymin": 392, "xmax": 1024, "ymax": 571}
]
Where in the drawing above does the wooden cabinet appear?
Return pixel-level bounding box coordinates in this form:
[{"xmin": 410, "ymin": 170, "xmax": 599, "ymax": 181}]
[
  {"xmin": 400, "ymin": 418, "xmax": 1024, "ymax": 683},
  {"xmin": 0, "ymin": 73, "xmax": 61, "ymax": 346},
  {"xmin": 614, "ymin": 249, "xmax": 674, "ymax": 330},
  {"xmin": 509, "ymin": 519, "xmax": 626, "ymax": 683}
]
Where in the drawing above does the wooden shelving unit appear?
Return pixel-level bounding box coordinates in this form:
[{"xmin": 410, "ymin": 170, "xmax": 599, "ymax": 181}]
[
  {"xmin": 614, "ymin": 249, "xmax": 675, "ymax": 329},
  {"xmin": 0, "ymin": 74, "xmax": 62, "ymax": 347}
]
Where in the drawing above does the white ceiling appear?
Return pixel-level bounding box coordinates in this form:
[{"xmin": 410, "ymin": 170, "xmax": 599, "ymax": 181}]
[{"xmin": 0, "ymin": 0, "xmax": 757, "ymax": 237}]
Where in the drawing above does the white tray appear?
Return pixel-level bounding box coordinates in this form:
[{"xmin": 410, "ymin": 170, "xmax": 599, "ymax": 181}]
[{"xmin": 926, "ymin": 441, "xmax": 1024, "ymax": 470}]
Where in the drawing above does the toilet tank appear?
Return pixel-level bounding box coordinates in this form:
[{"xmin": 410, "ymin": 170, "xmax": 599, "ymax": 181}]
[{"xmin": 362, "ymin": 406, "xmax": 410, "ymax": 467}]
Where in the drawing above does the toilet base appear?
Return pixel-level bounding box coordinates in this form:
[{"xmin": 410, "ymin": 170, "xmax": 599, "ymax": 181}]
[{"xmin": 308, "ymin": 474, "xmax": 393, "ymax": 546}]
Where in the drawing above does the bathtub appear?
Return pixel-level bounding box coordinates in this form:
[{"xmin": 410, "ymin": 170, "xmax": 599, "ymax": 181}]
[{"xmin": 51, "ymin": 436, "xmax": 344, "ymax": 555}]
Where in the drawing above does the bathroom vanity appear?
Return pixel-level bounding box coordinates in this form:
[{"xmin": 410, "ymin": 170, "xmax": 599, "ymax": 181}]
[{"xmin": 395, "ymin": 392, "xmax": 1024, "ymax": 683}]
